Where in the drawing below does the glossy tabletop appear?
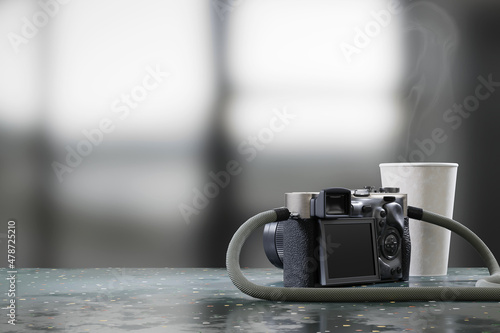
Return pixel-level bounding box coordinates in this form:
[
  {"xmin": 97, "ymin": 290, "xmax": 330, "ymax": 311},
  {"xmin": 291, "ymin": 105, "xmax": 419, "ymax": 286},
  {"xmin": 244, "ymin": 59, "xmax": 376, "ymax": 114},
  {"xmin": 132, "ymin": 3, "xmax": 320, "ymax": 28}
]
[{"xmin": 1, "ymin": 268, "xmax": 500, "ymax": 332}]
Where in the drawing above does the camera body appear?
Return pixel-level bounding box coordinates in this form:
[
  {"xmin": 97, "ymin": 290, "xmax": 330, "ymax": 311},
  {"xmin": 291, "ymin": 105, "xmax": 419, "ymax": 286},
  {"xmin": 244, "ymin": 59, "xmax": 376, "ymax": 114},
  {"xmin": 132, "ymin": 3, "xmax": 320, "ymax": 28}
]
[{"xmin": 263, "ymin": 187, "xmax": 410, "ymax": 287}]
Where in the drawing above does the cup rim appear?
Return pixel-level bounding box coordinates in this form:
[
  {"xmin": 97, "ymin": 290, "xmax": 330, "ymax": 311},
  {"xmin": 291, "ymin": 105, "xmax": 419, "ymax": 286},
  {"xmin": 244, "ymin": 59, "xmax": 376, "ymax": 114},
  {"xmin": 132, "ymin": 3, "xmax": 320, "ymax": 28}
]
[{"xmin": 379, "ymin": 162, "xmax": 458, "ymax": 168}]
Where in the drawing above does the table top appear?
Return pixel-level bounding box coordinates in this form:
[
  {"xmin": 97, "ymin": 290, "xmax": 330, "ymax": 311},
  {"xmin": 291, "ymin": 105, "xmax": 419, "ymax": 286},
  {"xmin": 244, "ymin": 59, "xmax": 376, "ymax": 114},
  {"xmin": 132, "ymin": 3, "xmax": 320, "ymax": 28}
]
[{"xmin": 1, "ymin": 267, "xmax": 499, "ymax": 332}]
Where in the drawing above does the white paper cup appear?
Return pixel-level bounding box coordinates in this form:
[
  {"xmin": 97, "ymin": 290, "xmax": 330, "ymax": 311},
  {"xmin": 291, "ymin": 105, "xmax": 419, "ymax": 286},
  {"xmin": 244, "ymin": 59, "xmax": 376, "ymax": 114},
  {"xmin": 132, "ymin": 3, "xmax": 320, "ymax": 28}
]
[{"xmin": 379, "ymin": 163, "xmax": 458, "ymax": 276}]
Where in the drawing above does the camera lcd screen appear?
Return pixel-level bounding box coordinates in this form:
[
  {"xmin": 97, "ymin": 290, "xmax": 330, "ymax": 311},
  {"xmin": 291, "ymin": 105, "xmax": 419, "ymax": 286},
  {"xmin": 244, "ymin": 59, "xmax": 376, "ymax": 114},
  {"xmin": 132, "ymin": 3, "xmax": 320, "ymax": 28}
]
[{"xmin": 323, "ymin": 222, "xmax": 376, "ymax": 279}]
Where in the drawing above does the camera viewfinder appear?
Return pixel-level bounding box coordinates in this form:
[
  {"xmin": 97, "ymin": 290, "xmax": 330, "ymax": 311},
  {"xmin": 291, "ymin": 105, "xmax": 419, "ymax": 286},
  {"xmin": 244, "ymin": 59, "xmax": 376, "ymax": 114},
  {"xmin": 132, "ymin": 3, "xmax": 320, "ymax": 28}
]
[{"xmin": 325, "ymin": 194, "xmax": 348, "ymax": 215}]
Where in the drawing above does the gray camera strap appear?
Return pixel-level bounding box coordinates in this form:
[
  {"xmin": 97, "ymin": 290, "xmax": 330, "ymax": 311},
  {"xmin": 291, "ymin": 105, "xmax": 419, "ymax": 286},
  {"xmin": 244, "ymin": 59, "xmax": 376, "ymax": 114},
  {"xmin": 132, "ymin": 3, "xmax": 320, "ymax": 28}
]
[{"xmin": 226, "ymin": 207, "xmax": 500, "ymax": 301}]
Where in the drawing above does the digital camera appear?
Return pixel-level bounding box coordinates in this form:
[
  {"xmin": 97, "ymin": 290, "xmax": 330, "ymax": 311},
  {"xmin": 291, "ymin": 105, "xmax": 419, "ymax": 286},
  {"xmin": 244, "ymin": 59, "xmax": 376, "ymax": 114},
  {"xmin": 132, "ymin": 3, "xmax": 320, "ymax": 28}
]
[{"xmin": 263, "ymin": 187, "xmax": 411, "ymax": 287}]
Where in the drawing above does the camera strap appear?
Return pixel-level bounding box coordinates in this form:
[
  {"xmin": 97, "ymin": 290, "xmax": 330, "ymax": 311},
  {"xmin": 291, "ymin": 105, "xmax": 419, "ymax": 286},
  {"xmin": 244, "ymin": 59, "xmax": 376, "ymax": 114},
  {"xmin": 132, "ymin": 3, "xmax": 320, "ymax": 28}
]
[{"xmin": 226, "ymin": 207, "xmax": 500, "ymax": 301}]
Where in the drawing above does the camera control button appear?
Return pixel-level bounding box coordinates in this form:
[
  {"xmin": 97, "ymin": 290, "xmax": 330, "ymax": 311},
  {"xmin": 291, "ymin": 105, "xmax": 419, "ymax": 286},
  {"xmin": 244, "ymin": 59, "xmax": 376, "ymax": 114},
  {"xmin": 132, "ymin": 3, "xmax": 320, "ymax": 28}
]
[
  {"xmin": 391, "ymin": 268, "xmax": 396, "ymax": 275},
  {"xmin": 362, "ymin": 205, "xmax": 372, "ymax": 213},
  {"xmin": 397, "ymin": 267, "xmax": 402, "ymax": 274},
  {"xmin": 383, "ymin": 233, "xmax": 399, "ymax": 258},
  {"xmin": 354, "ymin": 189, "xmax": 370, "ymax": 197}
]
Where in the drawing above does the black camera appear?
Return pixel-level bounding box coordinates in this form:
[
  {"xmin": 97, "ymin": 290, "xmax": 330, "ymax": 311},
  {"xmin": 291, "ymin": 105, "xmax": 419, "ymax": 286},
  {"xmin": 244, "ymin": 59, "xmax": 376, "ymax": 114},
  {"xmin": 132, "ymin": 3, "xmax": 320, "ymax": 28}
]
[{"xmin": 263, "ymin": 187, "xmax": 410, "ymax": 287}]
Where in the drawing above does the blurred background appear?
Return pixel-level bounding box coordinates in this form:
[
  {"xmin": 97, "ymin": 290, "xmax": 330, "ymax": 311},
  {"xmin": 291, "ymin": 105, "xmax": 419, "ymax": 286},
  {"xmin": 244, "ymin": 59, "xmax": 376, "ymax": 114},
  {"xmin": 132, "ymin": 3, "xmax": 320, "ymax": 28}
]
[{"xmin": 0, "ymin": 0, "xmax": 499, "ymax": 269}]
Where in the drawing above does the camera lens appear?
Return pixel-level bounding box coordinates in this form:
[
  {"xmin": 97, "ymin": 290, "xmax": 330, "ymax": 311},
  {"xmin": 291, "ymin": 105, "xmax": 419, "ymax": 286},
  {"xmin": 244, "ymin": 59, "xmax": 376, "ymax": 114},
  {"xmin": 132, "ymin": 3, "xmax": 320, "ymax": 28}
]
[{"xmin": 263, "ymin": 222, "xmax": 284, "ymax": 269}]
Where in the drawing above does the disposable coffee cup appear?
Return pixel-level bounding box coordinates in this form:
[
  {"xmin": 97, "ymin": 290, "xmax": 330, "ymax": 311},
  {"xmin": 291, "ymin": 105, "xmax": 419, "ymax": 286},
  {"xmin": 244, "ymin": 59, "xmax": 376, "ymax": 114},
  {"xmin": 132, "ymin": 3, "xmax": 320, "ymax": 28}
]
[{"xmin": 379, "ymin": 163, "xmax": 458, "ymax": 276}]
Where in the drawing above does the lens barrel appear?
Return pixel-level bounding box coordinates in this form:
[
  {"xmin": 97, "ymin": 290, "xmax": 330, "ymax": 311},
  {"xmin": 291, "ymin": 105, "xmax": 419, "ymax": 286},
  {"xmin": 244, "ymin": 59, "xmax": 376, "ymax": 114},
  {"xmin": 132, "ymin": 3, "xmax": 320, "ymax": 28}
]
[{"xmin": 263, "ymin": 221, "xmax": 284, "ymax": 269}]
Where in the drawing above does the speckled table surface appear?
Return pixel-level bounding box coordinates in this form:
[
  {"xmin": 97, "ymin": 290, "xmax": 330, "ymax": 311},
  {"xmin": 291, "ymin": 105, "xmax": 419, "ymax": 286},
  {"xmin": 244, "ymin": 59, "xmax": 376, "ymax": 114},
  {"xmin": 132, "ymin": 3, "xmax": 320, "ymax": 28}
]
[{"xmin": 1, "ymin": 268, "xmax": 500, "ymax": 332}]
